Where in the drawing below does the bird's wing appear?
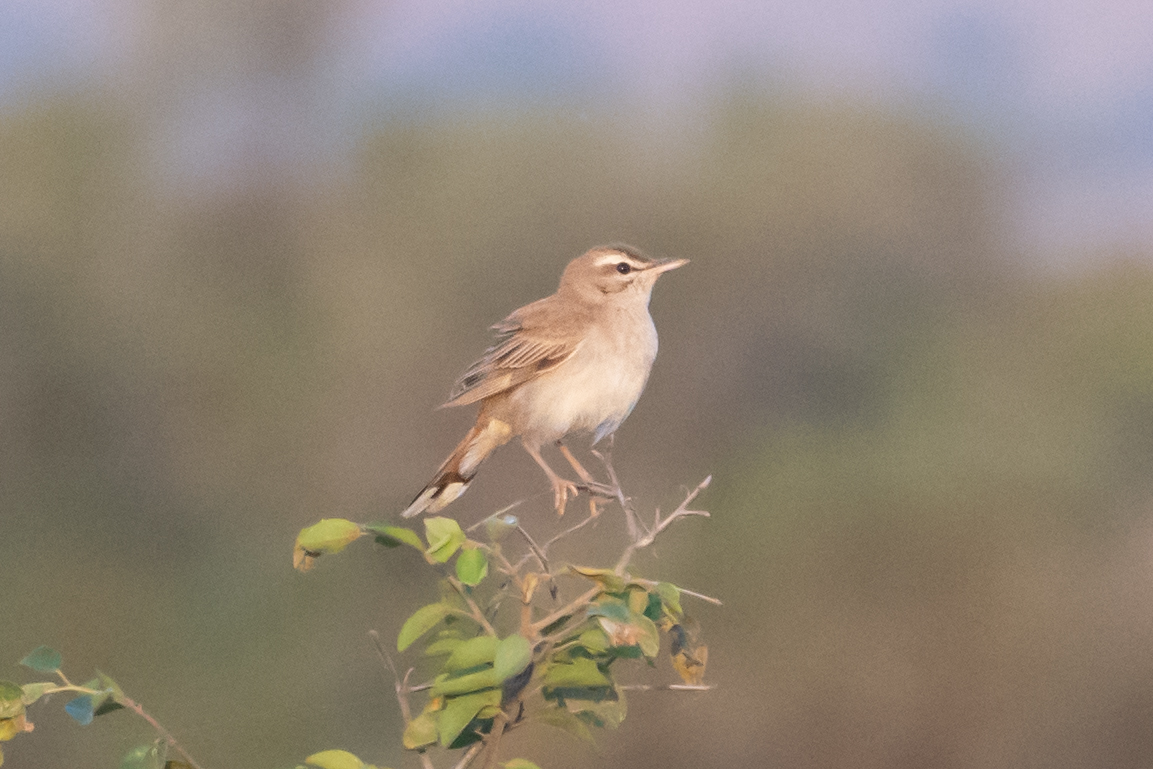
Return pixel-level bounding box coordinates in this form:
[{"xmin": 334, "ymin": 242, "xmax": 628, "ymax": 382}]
[{"xmin": 444, "ymin": 297, "xmax": 585, "ymax": 407}]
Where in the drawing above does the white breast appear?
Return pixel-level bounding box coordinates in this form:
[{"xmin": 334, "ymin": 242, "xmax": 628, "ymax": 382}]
[{"xmin": 510, "ymin": 306, "xmax": 658, "ymax": 447}]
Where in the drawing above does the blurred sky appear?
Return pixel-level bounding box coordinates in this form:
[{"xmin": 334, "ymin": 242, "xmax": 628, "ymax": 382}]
[{"xmin": 4, "ymin": 0, "xmax": 1153, "ymax": 259}]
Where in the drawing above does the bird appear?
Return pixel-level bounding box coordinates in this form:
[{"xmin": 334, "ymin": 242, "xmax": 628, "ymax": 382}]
[{"xmin": 402, "ymin": 244, "xmax": 687, "ymax": 518}]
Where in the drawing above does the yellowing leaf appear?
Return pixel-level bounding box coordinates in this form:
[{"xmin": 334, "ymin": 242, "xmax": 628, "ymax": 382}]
[
  {"xmin": 0, "ymin": 684, "xmax": 22, "ymax": 720},
  {"xmin": 294, "ymin": 519, "xmax": 363, "ymax": 571},
  {"xmin": 671, "ymin": 644, "xmax": 708, "ymax": 685},
  {"xmin": 568, "ymin": 566, "xmax": 624, "ymax": 592},
  {"xmin": 522, "ymin": 573, "xmax": 540, "ymax": 603},
  {"xmin": 0, "ymin": 713, "xmax": 28, "ymax": 742},
  {"xmin": 403, "ymin": 710, "xmax": 438, "ymax": 750},
  {"xmin": 304, "ymin": 749, "xmax": 367, "ymax": 769}
]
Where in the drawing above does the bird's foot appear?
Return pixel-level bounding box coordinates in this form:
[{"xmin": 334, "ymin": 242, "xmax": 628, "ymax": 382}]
[
  {"xmin": 577, "ymin": 480, "xmax": 617, "ymax": 498},
  {"xmin": 549, "ymin": 476, "xmax": 580, "ymax": 516}
]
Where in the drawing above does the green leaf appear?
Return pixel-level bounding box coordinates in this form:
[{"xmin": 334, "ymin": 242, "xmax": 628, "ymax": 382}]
[
  {"xmin": 0, "ymin": 683, "xmax": 23, "ymax": 719},
  {"xmin": 403, "ymin": 710, "xmax": 438, "ymax": 750},
  {"xmin": 641, "ymin": 591, "xmax": 663, "ymax": 622},
  {"xmin": 503, "ymin": 761, "xmax": 543, "ymax": 769},
  {"xmin": 455, "ymin": 548, "xmax": 488, "ymax": 586},
  {"xmin": 594, "ymin": 611, "xmax": 660, "ymax": 659},
  {"xmin": 97, "ymin": 670, "xmax": 125, "ymax": 704},
  {"xmin": 535, "ymin": 708, "xmax": 594, "ymax": 743},
  {"xmin": 397, "ymin": 603, "xmax": 453, "ymax": 652},
  {"xmin": 430, "ymin": 668, "xmax": 501, "ymax": 698},
  {"xmin": 423, "ymin": 637, "xmax": 464, "ymax": 658},
  {"xmin": 64, "ymin": 694, "xmax": 96, "ymax": 725},
  {"xmin": 568, "ymin": 566, "xmax": 624, "ymax": 592},
  {"xmin": 294, "ymin": 519, "xmax": 364, "ymax": 570},
  {"xmin": 540, "ymin": 658, "xmax": 611, "ymax": 689},
  {"xmin": 304, "ymin": 749, "xmax": 367, "ymax": 769},
  {"xmin": 120, "ymin": 743, "xmax": 164, "ymax": 769},
  {"xmin": 424, "ymin": 517, "xmax": 465, "ymax": 563},
  {"xmin": 20, "ymin": 682, "xmax": 55, "ymax": 706},
  {"xmin": 365, "ymin": 523, "xmax": 423, "ymax": 551},
  {"xmin": 655, "ymin": 582, "xmax": 683, "ymax": 617},
  {"xmin": 444, "ymin": 636, "xmax": 499, "ymax": 673},
  {"xmin": 587, "ymin": 599, "xmax": 630, "ymax": 622},
  {"xmin": 570, "ymin": 691, "xmax": 627, "ymax": 729},
  {"xmin": 297, "ymin": 518, "xmax": 363, "ymax": 553},
  {"xmin": 19, "ymin": 646, "xmax": 62, "ymax": 673},
  {"xmin": 577, "ymin": 628, "xmax": 610, "ymax": 655},
  {"xmin": 493, "ymin": 635, "xmax": 532, "ymax": 680},
  {"xmin": 437, "ymin": 690, "xmax": 501, "ymax": 748}
]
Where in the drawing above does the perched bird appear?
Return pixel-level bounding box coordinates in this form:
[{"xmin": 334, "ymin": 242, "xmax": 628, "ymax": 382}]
[{"xmin": 402, "ymin": 244, "xmax": 687, "ymax": 518}]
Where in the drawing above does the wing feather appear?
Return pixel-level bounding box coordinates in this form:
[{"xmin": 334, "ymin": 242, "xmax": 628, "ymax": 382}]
[{"xmin": 444, "ymin": 297, "xmax": 586, "ymax": 407}]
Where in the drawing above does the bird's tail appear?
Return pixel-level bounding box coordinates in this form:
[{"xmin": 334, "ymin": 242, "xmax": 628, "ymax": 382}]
[{"xmin": 401, "ymin": 416, "xmax": 513, "ymax": 517}]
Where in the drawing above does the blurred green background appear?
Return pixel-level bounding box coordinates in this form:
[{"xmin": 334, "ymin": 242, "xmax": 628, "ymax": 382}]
[{"xmin": 5, "ymin": 3, "xmax": 1153, "ymax": 768}]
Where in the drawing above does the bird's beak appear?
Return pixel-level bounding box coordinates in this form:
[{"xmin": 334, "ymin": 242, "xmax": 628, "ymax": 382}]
[{"xmin": 650, "ymin": 257, "xmax": 689, "ymax": 274}]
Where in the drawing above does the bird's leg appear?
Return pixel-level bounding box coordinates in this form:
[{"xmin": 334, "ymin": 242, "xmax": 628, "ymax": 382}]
[
  {"xmin": 522, "ymin": 441, "xmax": 579, "ymax": 515},
  {"xmin": 557, "ymin": 441, "xmax": 616, "ymax": 518},
  {"xmin": 557, "ymin": 442, "xmax": 616, "ymax": 496}
]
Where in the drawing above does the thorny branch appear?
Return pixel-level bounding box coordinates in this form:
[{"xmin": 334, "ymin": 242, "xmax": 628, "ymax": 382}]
[
  {"xmin": 615, "ymin": 475, "xmax": 712, "ymax": 575},
  {"xmin": 386, "ymin": 454, "xmax": 714, "ymax": 769}
]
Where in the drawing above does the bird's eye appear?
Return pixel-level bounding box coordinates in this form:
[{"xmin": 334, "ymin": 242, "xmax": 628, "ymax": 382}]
[{"xmin": 616, "ymin": 262, "xmax": 631, "ymax": 275}]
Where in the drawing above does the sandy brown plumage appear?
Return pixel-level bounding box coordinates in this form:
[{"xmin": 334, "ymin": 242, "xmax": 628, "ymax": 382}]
[{"xmin": 402, "ymin": 245, "xmax": 687, "ymax": 518}]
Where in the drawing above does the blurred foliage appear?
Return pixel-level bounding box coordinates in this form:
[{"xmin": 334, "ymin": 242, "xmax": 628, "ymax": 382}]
[
  {"xmin": 3, "ymin": 76, "xmax": 1153, "ymax": 769},
  {"xmin": 288, "ymin": 499, "xmax": 708, "ymax": 768}
]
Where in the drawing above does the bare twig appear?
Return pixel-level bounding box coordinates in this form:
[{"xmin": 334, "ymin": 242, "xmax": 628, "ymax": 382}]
[
  {"xmin": 466, "ymin": 501, "xmax": 525, "ymax": 534},
  {"xmin": 617, "ymin": 683, "xmax": 714, "ymax": 692},
  {"xmin": 513, "ymin": 524, "xmax": 549, "ymax": 572},
  {"xmin": 590, "ymin": 446, "xmax": 643, "ymax": 542},
  {"xmin": 615, "ymin": 475, "xmax": 711, "ymax": 574},
  {"xmin": 628, "ymin": 578, "xmax": 723, "ymax": 606},
  {"xmin": 370, "ymin": 630, "xmax": 435, "ymax": 769},
  {"xmin": 450, "ymin": 742, "xmax": 485, "ymax": 769},
  {"xmin": 482, "ymin": 711, "xmax": 510, "ymax": 769},
  {"xmin": 512, "ymin": 508, "xmax": 600, "ymax": 572},
  {"xmin": 530, "ymin": 585, "xmax": 602, "ymax": 635}
]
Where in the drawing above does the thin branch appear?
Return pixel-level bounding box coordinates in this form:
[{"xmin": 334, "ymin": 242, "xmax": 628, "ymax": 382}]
[
  {"xmin": 117, "ymin": 694, "xmax": 206, "ymax": 769},
  {"xmin": 466, "ymin": 501, "xmax": 525, "ymax": 534},
  {"xmin": 447, "ymin": 576, "xmax": 498, "ymax": 636},
  {"xmin": 590, "ymin": 447, "xmax": 643, "ymax": 542},
  {"xmin": 615, "ymin": 475, "xmax": 711, "ymax": 574},
  {"xmin": 530, "ymin": 585, "xmax": 602, "ymax": 634},
  {"xmin": 516, "ymin": 511, "xmax": 604, "ymax": 571},
  {"xmin": 482, "ymin": 711, "xmax": 510, "ymax": 769},
  {"xmin": 512, "ymin": 524, "xmax": 549, "ymax": 572},
  {"xmin": 370, "ymin": 630, "xmax": 436, "ymax": 769},
  {"xmin": 617, "ymin": 683, "xmax": 714, "ymax": 692},
  {"xmin": 628, "ymin": 578, "xmax": 723, "ymax": 607},
  {"xmin": 450, "ymin": 742, "xmax": 485, "ymax": 769}
]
